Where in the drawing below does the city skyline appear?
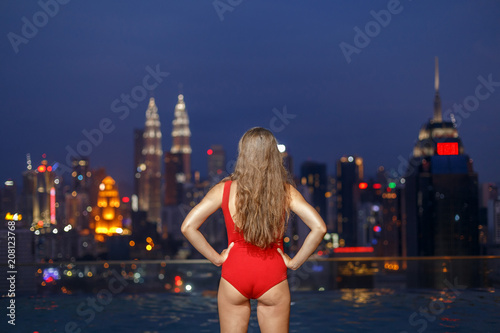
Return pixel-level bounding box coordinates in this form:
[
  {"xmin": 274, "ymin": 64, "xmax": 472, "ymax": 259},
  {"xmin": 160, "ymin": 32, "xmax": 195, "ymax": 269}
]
[{"xmin": 1, "ymin": 1, "xmax": 500, "ymax": 192}]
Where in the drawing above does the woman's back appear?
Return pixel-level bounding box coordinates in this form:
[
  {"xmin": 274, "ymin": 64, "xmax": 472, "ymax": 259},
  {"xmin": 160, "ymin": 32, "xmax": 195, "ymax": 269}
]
[{"xmin": 221, "ymin": 179, "xmax": 288, "ymax": 299}]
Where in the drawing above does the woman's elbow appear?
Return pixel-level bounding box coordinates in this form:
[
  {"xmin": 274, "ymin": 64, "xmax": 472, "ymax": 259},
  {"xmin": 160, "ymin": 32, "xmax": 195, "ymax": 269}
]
[
  {"xmin": 317, "ymin": 223, "xmax": 327, "ymax": 236},
  {"xmin": 180, "ymin": 222, "xmax": 190, "ymax": 236}
]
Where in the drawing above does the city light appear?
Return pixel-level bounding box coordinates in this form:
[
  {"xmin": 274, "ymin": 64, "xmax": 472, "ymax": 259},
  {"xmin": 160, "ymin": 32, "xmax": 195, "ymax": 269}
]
[
  {"xmin": 277, "ymin": 144, "xmax": 286, "ymax": 153},
  {"xmin": 37, "ymin": 165, "xmax": 46, "ymax": 173},
  {"xmin": 5, "ymin": 212, "xmax": 22, "ymax": 221},
  {"xmin": 358, "ymin": 182, "xmax": 368, "ymax": 189},
  {"xmin": 207, "ymin": 149, "xmax": 213, "ymax": 155},
  {"xmin": 50, "ymin": 187, "xmax": 56, "ymax": 224},
  {"xmin": 333, "ymin": 247, "xmax": 374, "ymax": 253},
  {"xmin": 122, "ymin": 196, "xmax": 130, "ymax": 203},
  {"xmin": 373, "ymin": 183, "xmax": 382, "ymax": 189},
  {"xmin": 437, "ymin": 142, "xmax": 459, "ymax": 155},
  {"xmin": 373, "ymin": 225, "xmax": 381, "ymax": 232},
  {"xmin": 388, "ymin": 182, "xmax": 396, "ymax": 189}
]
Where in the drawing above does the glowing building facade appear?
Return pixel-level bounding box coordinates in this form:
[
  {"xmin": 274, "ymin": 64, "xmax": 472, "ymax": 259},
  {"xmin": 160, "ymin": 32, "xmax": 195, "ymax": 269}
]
[
  {"xmin": 23, "ymin": 158, "xmax": 60, "ymax": 230},
  {"xmin": 138, "ymin": 98, "xmax": 163, "ymax": 228},
  {"xmin": 171, "ymin": 94, "xmax": 192, "ymax": 183},
  {"xmin": 94, "ymin": 176, "xmax": 123, "ymax": 235}
]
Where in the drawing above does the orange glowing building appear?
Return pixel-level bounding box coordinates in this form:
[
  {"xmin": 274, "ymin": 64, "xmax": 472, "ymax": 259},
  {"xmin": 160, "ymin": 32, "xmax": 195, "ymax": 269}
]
[{"xmin": 93, "ymin": 176, "xmax": 125, "ymax": 236}]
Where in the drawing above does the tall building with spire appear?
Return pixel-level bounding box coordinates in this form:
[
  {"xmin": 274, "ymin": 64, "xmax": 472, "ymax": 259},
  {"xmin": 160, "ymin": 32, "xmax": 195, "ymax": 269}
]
[
  {"xmin": 138, "ymin": 98, "xmax": 163, "ymax": 229},
  {"xmin": 404, "ymin": 57, "xmax": 479, "ymax": 287},
  {"xmin": 171, "ymin": 94, "xmax": 192, "ymax": 183}
]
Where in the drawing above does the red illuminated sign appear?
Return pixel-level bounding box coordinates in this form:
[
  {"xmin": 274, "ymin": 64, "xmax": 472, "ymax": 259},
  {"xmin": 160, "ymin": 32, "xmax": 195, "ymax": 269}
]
[
  {"xmin": 373, "ymin": 183, "xmax": 382, "ymax": 189},
  {"xmin": 358, "ymin": 182, "xmax": 368, "ymax": 189},
  {"xmin": 334, "ymin": 247, "xmax": 374, "ymax": 253},
  {"xmin": 437, "ymin": 142, "xmax": 458, "ymax": 155}
]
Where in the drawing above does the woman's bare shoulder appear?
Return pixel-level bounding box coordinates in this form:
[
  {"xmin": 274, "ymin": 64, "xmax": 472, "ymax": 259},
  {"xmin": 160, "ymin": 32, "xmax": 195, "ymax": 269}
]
[{"xmin": 203, "ymin": 182, "xmax": 225, "ymax": 201}]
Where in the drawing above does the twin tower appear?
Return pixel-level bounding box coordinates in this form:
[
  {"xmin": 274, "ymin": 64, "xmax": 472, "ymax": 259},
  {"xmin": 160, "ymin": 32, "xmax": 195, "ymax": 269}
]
[{"xmin": 135, "ymin": 94, "xmax": 191, "ymax": 228}]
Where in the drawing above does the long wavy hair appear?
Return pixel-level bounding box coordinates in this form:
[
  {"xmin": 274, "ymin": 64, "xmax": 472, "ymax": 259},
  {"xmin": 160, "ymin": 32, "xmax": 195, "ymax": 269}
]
[{"xmin": 228, "ymin": 127, "xmax": 292, "ymax": 248}]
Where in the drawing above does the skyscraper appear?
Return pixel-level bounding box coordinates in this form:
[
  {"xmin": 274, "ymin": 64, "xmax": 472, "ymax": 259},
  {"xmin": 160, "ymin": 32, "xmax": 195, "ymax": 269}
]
[
  {"xmin": 0, "ymin": 180, "xmax": 17, "ymax": 221},
  {"xmin": 164, "ymin": 152, "xmax": 184, "ymax": 206},
  {"xmin": 207, "ymin": 144, "xmax": 225, "ymax": 182},
  {"xmin": 133, "ymin": 128, "xmax": 145, "ymax": 198},
  {"xmin": 23, "ymin": 158, "xmax": 59, "ymax": 230},
  {"xmin": 66, "ymin": 158, "xmax": 91, "ymax": 231},
  {"xmin": 300, "ymin": 161, "xmax": 327, "ymax": 221},
  {"xmin": 171, "ymin": 94, "xmax": 192, "ymax": 183},
  {"xmin": 336, "ymin": 155, "xmax": 364, "ymax": 247},
  {"xmin": 404, "ymin": 58, "xmax": 480, "ymax": 287},
  {"xmin": 138, "ymin": 98, "xmax": 163, "ymax": 228}
]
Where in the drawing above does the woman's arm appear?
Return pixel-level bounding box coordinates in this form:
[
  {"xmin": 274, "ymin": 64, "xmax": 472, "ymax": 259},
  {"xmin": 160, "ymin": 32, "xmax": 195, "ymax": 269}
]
[
  {"xmin": 180, "ymin": 182, "xmax": 233, "ymax": 266},
  {"xmin": 278, "ymin": 185, "xmax": 327, "ymax": 270}
]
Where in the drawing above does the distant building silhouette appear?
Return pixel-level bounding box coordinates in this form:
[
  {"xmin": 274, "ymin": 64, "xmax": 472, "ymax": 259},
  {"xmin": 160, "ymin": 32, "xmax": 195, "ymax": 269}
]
[
  {"xmin": 133, "ymin": 128, "xmax": 145, "ymax": 198},
  {"xmin": 207, "ymin": 144, "xmax": 225, "ymax": 182},
  {"xmin": 164, "ymin": 152, "xmax": 184, "ymax": 206},
  {"xmin": 66, "ymin": 158, "xmax": 91, "ymax": 231},
  {"xmin": 300, "ymin": 161, "xmax": 327, "ymax": 222},
  {"xmin": 404, "ymin": 58, "xmax": 480, "ymax": 287},
  {"xmin": 336, "ymin": 155, "xmax": 363, "ymax": 247},
  {"xmin": 0, "ymin": 179, "xmax": 17, "ymax": 223}
]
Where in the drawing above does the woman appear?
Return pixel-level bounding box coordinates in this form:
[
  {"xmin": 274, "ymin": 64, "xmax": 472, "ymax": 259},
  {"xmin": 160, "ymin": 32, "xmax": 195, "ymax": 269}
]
[{"xmin": 181, "ymin": 127, "xmax": 327, "ymax": 332}]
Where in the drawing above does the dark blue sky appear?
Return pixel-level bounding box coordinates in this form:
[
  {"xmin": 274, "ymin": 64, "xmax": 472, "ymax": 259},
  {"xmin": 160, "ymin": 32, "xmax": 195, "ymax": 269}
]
[{"xmin": 1, "ymin": 0, "xmax": 499, "ymax": 195}]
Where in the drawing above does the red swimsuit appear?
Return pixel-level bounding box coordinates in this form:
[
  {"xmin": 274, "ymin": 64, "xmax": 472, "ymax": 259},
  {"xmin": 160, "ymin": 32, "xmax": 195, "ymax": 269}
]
[{"xmin": 221, "ymin": 180, "xmax": 287, "ymax": 299}]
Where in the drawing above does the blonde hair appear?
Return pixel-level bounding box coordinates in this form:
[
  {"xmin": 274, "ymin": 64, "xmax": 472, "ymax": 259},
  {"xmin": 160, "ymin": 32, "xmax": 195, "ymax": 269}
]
[{"xmin": 228, "ymin": 127, "xmax": 291, "ymax": 248}]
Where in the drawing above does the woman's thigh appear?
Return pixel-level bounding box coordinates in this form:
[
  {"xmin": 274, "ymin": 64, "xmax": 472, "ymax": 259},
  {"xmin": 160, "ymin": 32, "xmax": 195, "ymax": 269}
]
[
  {"xmin": 218, "ymin": 277, "xmax": 251, "ymax": 333},
  {"xmin": 256, "ymin": 279, "xmax": 290, "ymax": 333}
]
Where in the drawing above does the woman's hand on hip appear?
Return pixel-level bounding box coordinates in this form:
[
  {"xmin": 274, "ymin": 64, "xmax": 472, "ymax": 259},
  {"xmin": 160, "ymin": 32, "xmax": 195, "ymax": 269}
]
[
  {"xmin": 277, "ymin": 248, "xmax": 297, "ymax": 270},
  {"xmin": 217, "ymin": 242, "xmax": 234, "ymax": 266}
]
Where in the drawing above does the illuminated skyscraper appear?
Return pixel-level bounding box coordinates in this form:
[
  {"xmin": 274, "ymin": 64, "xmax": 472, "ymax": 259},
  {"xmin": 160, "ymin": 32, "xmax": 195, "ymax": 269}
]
[
  {"xmin": 404, "ymin": 58, "xmax": 479, "ymax": 287},
  {"xmin": 93, "ymin": 176, "xmax": 124, "ymax": 235},
  {"xmin": 138, "ymin": 98, "xmax": 163, "ymax": 228},
  {"xmin": 171, "ymin": 94, "xmax": 192, "ymax": 183},
  {"xmin": 22, "ymin": 158, "xmax": 60, "ymax": 230}
]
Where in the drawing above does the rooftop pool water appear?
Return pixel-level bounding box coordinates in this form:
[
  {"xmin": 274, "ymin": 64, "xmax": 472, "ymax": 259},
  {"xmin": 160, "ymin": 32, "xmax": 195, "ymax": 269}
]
[{"xmin": 12, "ymin": 288, "xmax": 500, "ymax": 332}]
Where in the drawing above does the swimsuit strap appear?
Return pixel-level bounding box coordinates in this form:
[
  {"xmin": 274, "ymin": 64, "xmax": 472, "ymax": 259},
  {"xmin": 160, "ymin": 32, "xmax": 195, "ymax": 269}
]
[{"xmin": 223, "ymin": 180, "xmax": 232, "ymax": 215}]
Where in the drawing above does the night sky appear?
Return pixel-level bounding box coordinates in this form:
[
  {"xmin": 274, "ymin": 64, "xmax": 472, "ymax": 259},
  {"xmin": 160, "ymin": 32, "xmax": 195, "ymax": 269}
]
[{"xmin": 1, "ymin": 0, "xmax": 499, "ymax": 195}]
